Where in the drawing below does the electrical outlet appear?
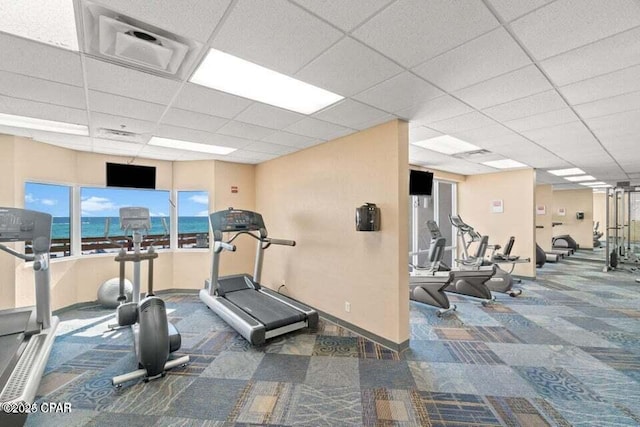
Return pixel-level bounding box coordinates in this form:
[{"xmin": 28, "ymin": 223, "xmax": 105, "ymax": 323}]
[{"xmin": 345, "ymin": 301, "xmax": 351, "ymax": 312}]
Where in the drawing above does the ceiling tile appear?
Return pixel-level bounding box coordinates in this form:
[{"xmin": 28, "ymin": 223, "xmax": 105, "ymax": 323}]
[
  {"xmin": 486, "ymin": 0, "xmax": 554, "ymax": 22},
  {"xmin": 540, "ymin": 26, "xmax": 640, "ymax": 87},
  {"xmin": 291, "ymin": 0, "xmax": 393, "ymax": 32},
  {"xmin": 261, "ymin": 131, "xmax": 318, "ymax": 148},
  {"xmin": 24, "ymin": 132, "xmax": 93, "ymax": 151},
  {"xmin": 352, "ymin": 0, "xmax": 498, "ymax": 67},
  {"xmin": 234, "ymin": 103, "xmax": 305, "ymax": 129},
  {"xmin": 242, "ymin": 140, "xmax": 294, "ymax": 155},
  {"xmin": 157, "ymin": 124, "xmax": 252, "ymax": 149},
  {"xmin": 161, "ymin": 108, "xmax": 228, "ymax": 133},
  {"xmin": 284, "ymin": 117, "xmax": 352, "ymax": 140},
  {"xmin": 225, "ymin": 150, "xmax": 279, "ymax": 163},
  {"xmin": 85, "ymin": 58, "xmax": 181, "ymax": 105},
  {"xmin": 574, "ymin": 90, "xmax": 640, "ymax": 119},
  {"xmin": 93, "ymin": 0, "xmax": 232, "ymax": 42},
  {"xmin": 90, "ymin": 113, "xmax": 156, "ymax": 135},
  {"xmin": 586, "ymin": 109, "xmax": 640, "ymax": 139},
  {"xmin": 0, "ymin": 33, "xmax": 83, "ymax": 86},
  {"xmin": 216, "ymin": 120, "xmax": 276, "ymax": 140},
  {"xmin": 413, "ymin": 28, "xmax": 530, "ymax": 91},
  {"xmin": 295, "ymin": 37, "xmax": 402, "ymax": 97},
  {"xmin": 409, "ymin": 126, "xmax": 443, "ymax": 144},
  {"xmin": 0, "ymin": 70, "xmax": 85, "ymax": 110},
  {"xmin": 482, "ymin": 90, "xmax": 568, "ymax": 122},
  {"xmin": 91, "ymin": 138, "xmax": 144, "ymax": 156},
  {"xmin": 451, "ymin": 125, "xmax": 516, "ymax": 145},
  {"xmin": 89, "ymin": 91, "xmax": 165, "ymax": 123},
  {"xmin": 510, "ymin": 0, "xmax": 640, "ymax": 60},
  {"xmin": 428, "ymin": 111, "xmax": 499, "ymax": 134},
  {"xmin": 351, "ymin": 114, "xmax": 396, "ymax": 131},
  {"xmin": 409, "ymin": 146, "xmax": 455, "ymax": 166},
  {"xmin": 522, "ymin": 121, "xmax": 599, "ymax": 151},
  {"xmin": 398, "ymin": 95, "xmax": 474, "ymax": 125},
  {"xmin": 172, "ymin": 83, "xmax": 252, "ymax": 119},
  {"xmin": 212, "ymin": 0, "xmax": 342, "ymax": 75},
  {"xmin": 313, "ymin": 99, "xmax": 389, "ymax": 129},
  {"xmin": 0, "ymin": 95, "xmax": 87, "ymax": 125},
  {"xmin": 559, "ymin": 64, "xmax": 640, "ymax": 105},
  {"xmin": 454, "ymin": 65, "xmax": 552, "ymax": 109},
  {"xmin": 353, "ymin": 72, "xmax": 442, "ymax": 113},
  {"xmin": 504, "ymin": 108, "xmax": 579, "ymax": 132}
]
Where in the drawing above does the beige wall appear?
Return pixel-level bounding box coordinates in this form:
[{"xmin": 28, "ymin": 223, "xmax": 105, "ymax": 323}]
[
  {"xmin": 593, "ymin": 192, "xmax": 606, "ymax": 237},
  {"xmin": 535, "ymin": 185, "xmax": 554, "ymax": 251},
  {"xmin": 0, "ymin": 135, "xmax": 17, "ymax": 309},
  {"xmin": 458, "ymin": 168, "xmax": 536, "ymax": 277},
  {"xmin": 0, "ymin": 136, "xmax": 256, "ymax": 310},
  {"xmin": 410, "ymin": 164, "xmax": 466, "ymax": 183},
  {"xmin": 213, "ymin": 161, "xmax": 257, "ymax": 278},
  {"xmin": 552, "ymin": 188, "xmax": 594, "ymax": 249},
  {"xmin": 255, "ymin": 120, "xmax": 409, "ymax": 345}
]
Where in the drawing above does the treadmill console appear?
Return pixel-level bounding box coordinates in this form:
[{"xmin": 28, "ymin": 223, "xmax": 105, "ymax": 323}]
[
  {"xmin": 426, "ymin": 220, "xmax": 442, "ymax": 238},
  {"xmin": 0, "ymin": 207, "xmax": 52, "ymax": 252},
  {"xmin": 120, "ymin": 207, "xmax": 151, "ymax": 231},
  {"xmin": 210, "ymin": 208, "xmax": 266, "ymax": 232}
]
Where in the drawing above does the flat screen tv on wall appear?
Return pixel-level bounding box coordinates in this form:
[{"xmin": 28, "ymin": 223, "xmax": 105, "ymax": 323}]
[
  {"xmin": 409, "ymin": 170, "xmax": 434, "ymax": 196},
  {"xmin": 106, "ymin": 162, "xmax": 156, "ymax": 189}
]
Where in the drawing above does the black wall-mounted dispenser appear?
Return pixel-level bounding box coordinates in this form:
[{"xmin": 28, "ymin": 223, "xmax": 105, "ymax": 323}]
[
  {"xmin": 356, "ymin": 203, "xmax": 380, "ymax": 231},
  {"xmin": 576, "ymin": 211, "xmax": 584, "ymax": 220}
]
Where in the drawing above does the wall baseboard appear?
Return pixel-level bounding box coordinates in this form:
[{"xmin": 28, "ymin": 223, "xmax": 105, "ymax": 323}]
[
  {"xmin": 316, "ymin": 309, "xmax": 409, "ymax": 353},
  {"xmin": 53, "ymin": 289, "xmax": 410, "ymax": 353}
]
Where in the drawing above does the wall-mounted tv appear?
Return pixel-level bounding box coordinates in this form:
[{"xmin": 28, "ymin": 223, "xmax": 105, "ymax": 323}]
[
  {"xmin": 106, "ymin": 162, "xmax": 156, "ymax": 189},
  {"xmin": 409, "ymin": 170, "xmax": 434, "ymax": 196}
]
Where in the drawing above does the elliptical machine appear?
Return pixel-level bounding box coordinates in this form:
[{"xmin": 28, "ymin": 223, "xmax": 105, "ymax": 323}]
[{"xmin": 109, "ymin": 207, "xmax": 188, "ymax": 386}]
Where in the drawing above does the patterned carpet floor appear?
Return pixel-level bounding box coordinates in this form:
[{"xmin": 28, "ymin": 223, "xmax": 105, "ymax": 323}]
[{"xmin": 26, "ymin": 255, "xmax": 640, "ymax": 426}]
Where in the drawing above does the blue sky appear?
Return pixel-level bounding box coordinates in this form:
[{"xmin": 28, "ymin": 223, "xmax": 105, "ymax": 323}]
[{"xmin": 25, "ymin": 183, "xmax": 209, "ymax": 217}]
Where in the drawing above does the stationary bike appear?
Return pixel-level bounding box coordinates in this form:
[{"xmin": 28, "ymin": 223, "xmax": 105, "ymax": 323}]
[{"xmin": 108, "ymin": 207, "xmax": 188, "ymax": 386}]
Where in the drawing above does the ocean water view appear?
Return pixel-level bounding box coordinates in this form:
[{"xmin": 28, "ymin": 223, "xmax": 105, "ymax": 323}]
[{"xmin": 52, "ymin": 216, "xmax": 209, "ymax": 239}]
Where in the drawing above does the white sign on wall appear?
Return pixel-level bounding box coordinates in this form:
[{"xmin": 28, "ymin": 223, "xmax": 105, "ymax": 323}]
[
  {"xmin": 558, "ymin": 207, "xmax": 566, "ymax": 216},
  {"xmin": 491, "ymin": 199, "xmax": 504, "ymax": 213},
  {"xmin": 536, "ymin": 205, "xmax": 546, "ymax": 215}
]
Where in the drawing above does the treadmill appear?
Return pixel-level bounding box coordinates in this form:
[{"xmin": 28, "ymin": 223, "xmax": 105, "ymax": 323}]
[
  {"xmin": 200, "ymin": 208, "xmax": 318, "ymax": 345},
  {"xmin": 0, "ymin": 208, "xmax": 59, "ymax": 427}
]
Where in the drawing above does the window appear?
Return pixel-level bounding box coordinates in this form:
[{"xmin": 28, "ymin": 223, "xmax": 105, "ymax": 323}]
[
  {"xmin": 24, "ymin": 182, "xmax": 71, "ymax": 257},
  {"xmin": 80, "ymin": 187, "xmax": 170, "ymax": 254},
  {"xmin": 177, "ymin": 191, "xmax": 209, "ymax": 248},
  {"xmin": 409, "ymin": 179, "xmax": 457, "ymax": 268}
]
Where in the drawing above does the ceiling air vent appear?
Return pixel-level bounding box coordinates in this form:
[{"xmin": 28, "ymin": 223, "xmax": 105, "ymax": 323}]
[
  {"xmin": 452, "ymin": 149, "xmax": 492, "ymax": 159},
  {"xmin": 96, "ymin": 127, "xmax": 143, "ymax": 143},
  {"xmin": 80, "ymin": 1, "xmax": 202, "ymax": 78}
]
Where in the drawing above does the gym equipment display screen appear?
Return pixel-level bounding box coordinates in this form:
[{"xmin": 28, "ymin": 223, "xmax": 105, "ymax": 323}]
[{"xmin": 409, "ymin": 170, "xmax": 434, "ymax": 196}]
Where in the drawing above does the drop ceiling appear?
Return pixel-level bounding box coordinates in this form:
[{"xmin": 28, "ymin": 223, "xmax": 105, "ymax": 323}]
[{"xmin": 0, "ymin": 0, "xmax": 639, "ymax": 189}]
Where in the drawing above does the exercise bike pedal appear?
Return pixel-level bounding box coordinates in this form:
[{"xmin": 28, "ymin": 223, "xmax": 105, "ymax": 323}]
[{"xmin": 508, "ymin": 289, "xmax": 523, "ymax": 297}]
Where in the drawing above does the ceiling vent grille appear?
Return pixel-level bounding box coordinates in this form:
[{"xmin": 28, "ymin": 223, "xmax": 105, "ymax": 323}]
[
  {"xmin": 96, "ymin": 127, "xmax": 143, "ymax": 142},
  {"xmin": 452, "ymin": 149, "xmax": 492, "ymax": 159},
  {"xmin": 80, "ymin": 1, "xmax": 202, "ymax": 78}
]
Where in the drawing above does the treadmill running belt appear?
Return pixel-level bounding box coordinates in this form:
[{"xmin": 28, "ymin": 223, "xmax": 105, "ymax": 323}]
[{"xmin": 226, "ymin": 289, "xmax": 305, "ymax": 330}]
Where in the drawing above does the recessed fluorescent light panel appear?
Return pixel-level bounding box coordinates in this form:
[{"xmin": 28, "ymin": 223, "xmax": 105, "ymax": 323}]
[
  {"xmin": 580, "ymin": 181, "xmax": 606, "ymax": 186},
  {"xmin": 0, "ymin": 112, "xmax": 88, "ymax": 135},
  {"xmin": 590, "ymin": 184, "xmax": 612, "ymax": 188},
  {"xmin": 547, "ymin": 168, "xmax": 585, "ymax": 176},
  {"xmin": 564, "ymin": 175, "xmax": 595, "ymax": 182},
  {"xmin": 482, "ymin": 159, "xmax": 528, "ymax": 169},
  {"xmin": 190, "ymin": 48, "xmax": 343, "ymax": 114},
  {"xmin": 0, "ymin": 0, "xmax": 79, "ymax": 51},
  {"xmin": 148, "ymin": 136, "xmax": 236, "ymax": 155},
  {"xmin": 412, "ymin": 135, "xmax": 481, "ymax": 155}
]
